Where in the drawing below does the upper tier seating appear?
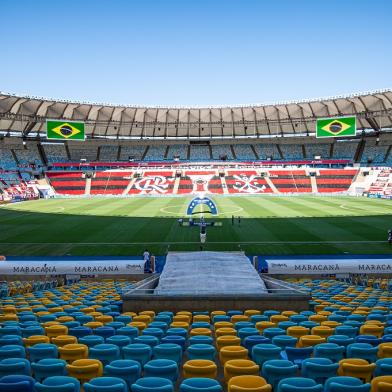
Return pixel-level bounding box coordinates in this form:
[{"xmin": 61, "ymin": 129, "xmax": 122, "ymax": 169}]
[
  {"xmin": 233, "ymin": 144, "xmax": 257, "ymax": 160},
  {"xmin": 304, "ymin": 144, "xmax": 331, "ymax": 159},
  {"xmin": 143, "ymin": 146, "xmax": 166, "ymax": 161},
  {"xmin": 333, "ymin": 141, "xmax": 359, "ymax": 160},
  {"xmin": 44, "ymin": 144, "xmax": 69, "ymax": 163},
  {"xmin": 189, "ymin": 145, "xmax": 210, "ymax": 161},
  {"xmin": 69, "ymin": 147, "xmax": 98, "ymax": 162},
  {"xmin": 211, "ymin": 145, "xmax": 234, "ymax": 160},
  {"xmin": 167, "ymin": 145, "xmax": 188, "ymax": 160},
  {"xmin": 119, "ymin": 146, "xmax": 147, "ymax": 161},
  {"xmin": 361, "ymin": 141, "xmax": 389, "ymax": 164},
  {"xmin": 0, "ymin": 148, "xmax": 17, "ymax": 170},
  {"xmin": 99, "ymin": 146, "xmax": 119, "ymax": 161},
  {"xmin": 13, "ymin": 144, "xmax": 42, "ymax": 165},
  {"xmin": 279, "ymin": 144, "xmax": 304, "ymax": 160},
  {"xmin": 253, "ymin": 144, "xmax": 281, "ymax": 160}
]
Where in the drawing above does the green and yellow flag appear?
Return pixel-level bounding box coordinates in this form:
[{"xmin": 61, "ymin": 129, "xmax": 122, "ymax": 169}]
[
  {"xmin": 47, "ymin": 120, "xmax": 85, "ymax": 140},
  {"xmin": 316, "ymin": 116, "xmax": 356, "ymax": 138}
]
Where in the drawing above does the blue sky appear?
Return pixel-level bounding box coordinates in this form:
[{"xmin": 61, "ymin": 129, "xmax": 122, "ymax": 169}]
[{"xmin": 0, "ymin": 0, "xmax": 391, "ymax": 106}]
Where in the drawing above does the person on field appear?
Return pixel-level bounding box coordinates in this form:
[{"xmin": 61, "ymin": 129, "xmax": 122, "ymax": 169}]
[
  {"xmin": 238, "ymin": 216, "xmax": 241, "ymax": 227},
  {"xmin": 143, "ymin": 249, "xmax": 151, "ymax": 273},
  {"xmin": 388, "ymin": 229, "xmax": 392, "ymax": 245}
]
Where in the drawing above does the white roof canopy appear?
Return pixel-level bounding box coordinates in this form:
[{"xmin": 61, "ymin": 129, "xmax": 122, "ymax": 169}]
[{"xmin": 0, "ymin": 89, "xmax": 391, "ymax": 139}]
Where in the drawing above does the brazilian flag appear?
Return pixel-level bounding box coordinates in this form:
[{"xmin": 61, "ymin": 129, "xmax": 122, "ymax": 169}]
[
  {"xmin": 316, "ymin": 116, "xmax": 356, "ymax": 138},
  {"xmin": 47, "ymin": 120, "xmax": 85, "ymax": 140}
]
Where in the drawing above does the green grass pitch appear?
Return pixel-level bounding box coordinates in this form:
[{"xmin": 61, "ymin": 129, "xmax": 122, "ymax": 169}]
[{"xmin": 0, "ymin": 195, "xmax": 391, "ymax": 256}]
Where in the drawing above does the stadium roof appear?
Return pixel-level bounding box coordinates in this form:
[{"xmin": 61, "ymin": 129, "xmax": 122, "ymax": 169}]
[{"xmin": 0, "ymin": 89, "xmax": 391, "ymax": 139}]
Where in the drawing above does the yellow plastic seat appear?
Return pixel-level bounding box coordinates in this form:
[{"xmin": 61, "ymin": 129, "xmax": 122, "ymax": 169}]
[
  {"xmin": 0, "ymin": 314, "xmax": 18, "ymax": 322},
  {"xmin": 66, "ymin": 358, "xmax": 103, "ymax": 383},
  {"xmin": 216, "ymin": 327, "xmax": 237, "ymax": 337},
  {"xmin": 219, "ymin": 346, "xmax": 248, "ymax": 365},
  {"xmin": 309, "ymin": 314, "xmax": 328, "ymax": 323},
  {"xmin": 59, "ymin": 343, "xmax": 89, "ymax": 362},
  {"xmin": 287, "ymin": 326, "xmax": 310, "ymax": 339},
  {"xmin": 129, "ymin": 321, "xmax": 146, "ymax": 333},
  {"xmin": 228, "ymin": 375, "xmax": 272, "ymax": 392},
  {"xmin": 139, "ymin": 310, "xmax": 155, "ymax": 319},
  {"xmin": 371, "ymin": 376, "xmax": 392, "ymax": 392},
  {"xmin": 190, "ymin": 328, "xmax": 212, "ymax": 337},
  {"xmin": 211, "ymin": 311, "xmax": 226, "ymax": 319},
  {"xmin": 23, "ymin": 335, "xmax": 50, "ymax": 347},
  {"xmin": 378, "ymin": 342, "xmax": 392, "ymax": 359},
  {"xmin": 244, "ymin": 310, "xmax": 261, "ymax": 317},
  {"xmin": 183, "ymin": 359, "xmax": 217, "ymax": 379},
  {"xmin": 193, "ymin": 315, "xmax": 210, "ymax": 323},
  {"xmin": 45, "ymin": 324, "xmax": 68, "ymax": 339},
  {"xmin": 224, "ymin": 359, "xmax": 260, "ymax": 381},
  {"xmin": 95, "ymin": 315, "xmax": 113, "ymax": 324},
  {"xmin": 321, "ymin": 321, "xmax": 340, "ymax": 329},
  {"xmin": 48, "ymin": 307, "xmax": 64, "ymax": 313},
  {"xmin": 231, "ymin": 315, "xmax": 249, "ymax": 323},
  {"xmin": 255, "ymin": 322, "xmax": 275, "ymax": 334},
  {"xmin": 270, "ymin": 315, "xmax": 289, "ymax": 325},
  {"xmin": 359, "ymin": 324, "xmax": 384, "ymax": 338},
  {"xmin": 281, "ymin": 311, "xmax": 297, "ymax": 318},
  {"xmin": 216, "ymin": 336, "xmax": 241, "ymax": 351},
  {"xmin": 298, "ymin": 335, "xmax": 326, "ymax": 347},
  {"xmin": 51, "ymin": 335, "xmax": 78, "ymax": 347},
  {"xmin": 84, "ymin": 321, "xmax": 104, "ymax": 329},
  {"xmin": 177, "ymin": 311, "xmax": 193, "ymax": 320},
  {"xmin": 170, "ymin": 321, "xmax": 190, "ymax": 330},
  {"xmin": 174, "ymin": 314, "xmax": 192, "ymax": 324},
  {"xmin": 311, "ymin": 326, "xmax": 334, "ymax": 338},
  {"xmin": 81, "ymin": 307, "xmax": 95, "ymax": 314},
  {"xmin": 56, "ymin": 316, "xmax": 74, "ymax": 323},
  {"xmin": 214, "ymin": 321, "xmax": 233, "ymax": 331},
  {"xmin": 338, "ymin": 358, "xmax": 376, "ymax": 382}
]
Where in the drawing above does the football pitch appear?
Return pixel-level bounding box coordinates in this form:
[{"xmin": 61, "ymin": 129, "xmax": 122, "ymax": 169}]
[{"xmin": 0, "ymin": 195, "xmax": 391, "ymax": 256}]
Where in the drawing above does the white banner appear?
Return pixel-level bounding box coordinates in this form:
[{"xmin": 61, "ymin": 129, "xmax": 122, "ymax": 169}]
[
  {"xmin": 0, "ymin": 260, "xmax": 145, "ymax": 275},
  {"xmin": 266, "ymin": 258, "xmax": 392, "ymax": 275}
]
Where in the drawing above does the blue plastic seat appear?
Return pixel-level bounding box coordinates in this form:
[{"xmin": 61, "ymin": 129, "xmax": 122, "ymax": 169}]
[
  {"xmin": 0, "ymin": 326, "xmax": 21, "ymax": 336},
  {"xmin": 272, "ymin": 335, "xmax": 297, "ymax": 350},
  {"xmin": 144, "ymin": 359, "xmax": 178, "ymax": 382},
  {"xmin": 117, "ymin": 326, "xmax": 139, "ymax": 339},
  {"xmin": 68, "ymin": 326, "xmax": 92, "ymax": 338},
  {"xmin": 0, "ymin": 375, "xmax": 35, "ymax": 392},
  {"xmin": 153, "ymin": 343, "xmax": 183, "ymax": 364},
  {"xmin": 313, "ymin": 343, "xmax": 345, "ymax": 362},
  {"xmin": 285, "ymin": 347, "xmax": 314, "ymax": 366},
  {"xmin": 323, "ymin": 376, "xmax": 370, "ymax": 392},
  {"xmin": 262, "ymin": 359, "xmax": 298, "ymax": 389},
  {"xmin": 237, "ymin": 327, "xmax": 259, "ymax": 341},
  {"xmin": 78, "ymin": 335, "xmax": 105, "ymax": 348},
  {"xmin": 94, "ymin": 327, "xmax": 116, "ymax": 339},
  {"xmin": 346, "ymin": 343, "xmax": 378, "ymax": 363},
  {"xmin": 106, "ymin": 322, "xmax": 125, "ymax": 330},
  {"xmin": 191, "ymin": 322, "xmax": 211, "ymax": 330},
  {"xmin": 278, "ymin": 321, "xmax": 297, "ymax": 331},
  {"xmin": 122, "ymin": 343, "xmax": 152, "ymax": 365},
  {"xmin": 263, "ymin": 328, "xmax": 286, "ymax": 340},
  {"xmin": 381, "ymin": 334, "xmax": 392, "ymax": 342},
  {"xmin": 234, "ymin": 322, "xmax": 254, "ymax": 331},
  {"xmin": 375, "ymin": 358, "xmax": 392, "ymax": 376},
  {"xmin": 105, "ymin": 360, "xmax": 141, "ymax": 390},
  {"xmin": 149, "ymin": 322, "xmax": 169, "ymax": 332},
  {"xmin": 243, "ymin": 336, "xmax": 271, "ymax": 352},
  {"xmin": 161, "ymin": 335, "xmax": 186, "ymax": 350},
  {"xmin": 290, "ymin": 315, "xmax": 308, "ymax": 324},
  {"xmin": 134, "ymin": 335, "xmax": 160, "ymax": 348},
  {"xmin": 31, "ymin": 358, "xmax": 67, "ymax": 382},
  {"xmin": 0, "ymin": 358, "xmax": 31, "ymax": 377},
  {"xmin": 143, "ymin": 328, "xmax": 165, "ymax": 340},
  {"xmin": 212, "ymin": 315, "xmax": 230, "ymax": 323},
  {"xmin": 180, "ymin": 377, "xmax": 222, "ymax": 392},
  {"xmin": 354, "ymin": 335, "xmax": 380, "ymax": 346},
  {"xmin": 0, "ymin": 334, "xmax": 24, "ymax": 346},
  {"xmin": 89, "ymin": 343, "xmax": 121, "ymax": 365},
  {"xmin": 84, "ymin": 376, "xmax": 127, "ymax": 392},
  {"xmin": 131, "ymin": 376, "xmax": 173, "ymax": 392},
  {"xmin": 189, "ymin": 336, "xmax": 214, "ymax": 346},
  {"xmin": 252, "ymin": 343, "xmax": 281, "ymax": 366},
  {"xmin": 264, "ymin": 310, "xmax": 280, "ymax": 319},
  {"xmin": 166, "ymin": 328, "xmax": 187, "ymax": 338},
  {"xmin": 22, "ymin": 326, "xmax": 45, "ymax": 338},
  {"xmin": 228, "ymin": 310, "xmax": 243, "ymax": 317},
  {"xmin": 28, "ymin": 343, "xmax": 58, "ymax": 362},
  {"xmin": 187, "ymin": 344, "xmax": 215, "ymax": 361},
  {"xmin": 250, "ymin": 315, "xmax": 269, "ymax": 324},
  {"xmin": 106, "ymin": 335, "xmax": 132, "ymax": 349},
  {"xmin": 301, "ymin": 358, "xmax": 339, "ymax": 384},
  {"xmin": 0, "ymin": 344, "xmax": 26, "ymax": 359},
  {"xmin": 34, "ymin": 375, "xmax": 80, "ymax": 392},
  {"xmin": 327, "ymin": 335, "xmax": 354, "ymax": 348},
  {"xmin": 335, "ymin": 326, "xmax": 358, "ymax": 338},
  {"xmin": 277, "ymin": 377, "xmax": 323, "ymax": 392}
]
